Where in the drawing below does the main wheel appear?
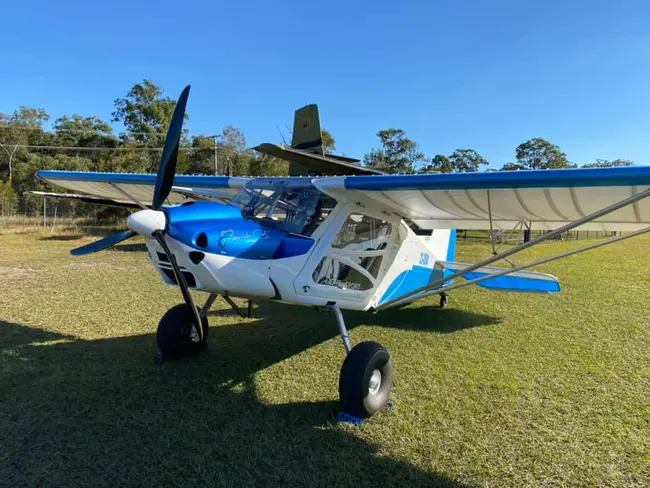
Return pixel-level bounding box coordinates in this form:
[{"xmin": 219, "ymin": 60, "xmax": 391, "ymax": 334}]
[
  {"xmin": 157, "ymin": 303, "xmax": 209, "ymax": 360},
  {"xmin": 339, "ymin": 341, "xmax": 393, "ymax": 418}
]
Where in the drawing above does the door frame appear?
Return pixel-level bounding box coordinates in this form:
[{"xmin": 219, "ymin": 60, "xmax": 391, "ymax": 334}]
[{"xmin": 293, "ymin": 203, "xmax": 401, "ymax": 304}]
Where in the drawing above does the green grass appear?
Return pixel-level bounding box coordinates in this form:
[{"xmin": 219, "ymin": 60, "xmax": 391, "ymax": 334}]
[{"xmin": 1, "ymin": 226, "xmax": 649, "ymax": 487}]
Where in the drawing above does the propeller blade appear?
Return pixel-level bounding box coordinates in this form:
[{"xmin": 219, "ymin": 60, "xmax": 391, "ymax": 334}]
[
  {"xmin": 152, "ymin": 85, "xmax": 191, "ymax": 209},
  {"xmin": 70, "ymin": 230, "xmax": 137, "ymax": 256},
  {"xmin": 152, "ymin": 231, "xmax": 204, "ymax": 341}
]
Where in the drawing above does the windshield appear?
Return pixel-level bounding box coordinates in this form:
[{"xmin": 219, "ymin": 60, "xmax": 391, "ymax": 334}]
[{"xmin": 231, "ymin": 182, "xmax": 334, "ymax": 235}]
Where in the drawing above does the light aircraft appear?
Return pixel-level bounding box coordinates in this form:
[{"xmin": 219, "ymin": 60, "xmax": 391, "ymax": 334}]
[{"xmin": 30, "ymin": 86, "xmax": 650, "ymax": 418}]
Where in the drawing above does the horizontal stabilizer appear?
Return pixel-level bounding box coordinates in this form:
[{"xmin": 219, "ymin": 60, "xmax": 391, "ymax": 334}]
[
  {"xmin": 439, "ymin": 261, "xmax": 560, "ymax": 293},
  {"xmin": 253, "ymin": 143, "xmax": 383, "ymax": 176}
]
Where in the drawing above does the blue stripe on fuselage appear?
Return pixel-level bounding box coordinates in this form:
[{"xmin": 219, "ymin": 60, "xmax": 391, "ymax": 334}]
[{"xmin": 379, "ymin": 265, "xmax": 435, "ymax": 304}]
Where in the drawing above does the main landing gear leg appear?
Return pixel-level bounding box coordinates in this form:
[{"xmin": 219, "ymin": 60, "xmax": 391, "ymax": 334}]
[
  {"xmin": 222, "ymin": 295, "xmax": 253, "ymax": 319},
  {"xmin": 328, "ymin": 303, "xmax": 393, "ymax": 418},
  {"xmin": 439, "ymin": 293, "xmax": 448, "ymax": 308},
  {"xmin": 201, "ymin": 294, "xmax": 254, "ymax": 319},
  {"xmin": 200, "ymin": 293, "xmax": 219, "ymax": 318}
]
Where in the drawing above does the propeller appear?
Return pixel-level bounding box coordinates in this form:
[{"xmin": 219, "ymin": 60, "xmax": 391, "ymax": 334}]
[
  {"xmin": 70, "ymin": 229, "xmax": 137, "ymax": 256},
  {"xmin": 70, "ymin": 85, "xmax": 204, "ymax": 340},
  {"xmin": 153, "ymin": 85, "xmax": 190, "ymax": 209}
]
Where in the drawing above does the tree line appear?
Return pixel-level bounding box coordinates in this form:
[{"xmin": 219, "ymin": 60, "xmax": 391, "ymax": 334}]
[
  {"xmin": 0, "ymin": 79, "xmax": 635, "ymax": 204},
  {"xmin": 363, "ymin": 129, "xmax": 633, "ymax": 173},
  {"xmin": 0, "ymin": 80, "xmax": 295, "ymax": 202}
]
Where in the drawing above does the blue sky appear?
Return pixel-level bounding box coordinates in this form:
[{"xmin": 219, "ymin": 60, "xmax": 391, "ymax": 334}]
[{"xmin": 2, "ymin": 0, "xmax": 650, "ymax": 168}]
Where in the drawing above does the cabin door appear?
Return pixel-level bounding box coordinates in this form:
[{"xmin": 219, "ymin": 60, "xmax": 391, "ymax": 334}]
[{"xmin": 294, "ymin": 205, "xmax": 399, "ymax": 305}]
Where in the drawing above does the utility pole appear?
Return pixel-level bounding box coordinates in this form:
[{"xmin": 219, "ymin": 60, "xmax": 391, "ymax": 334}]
[{"xmin": 213, "ymin": 135, "xmax": 218, "ymax": 175}]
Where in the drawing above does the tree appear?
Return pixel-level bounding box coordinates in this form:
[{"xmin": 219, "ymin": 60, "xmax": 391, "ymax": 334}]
[
  {"xmin": 187, "ymin": 135, "xmax": 216, "ymax": 174},
  {"xmin": 53, "ymin": 115, "xmax": 116, "ymax": 148},
  {"xmin": 111, "ymin": 80, "xmax": 183, "ymax": 144},
  {"xmin": 363, "ymin": 128, "xmax": 426, "ymax": 174},
  {"xmin": 111, "ymin": 80, "xmax": 189, "ymax": 173},
  {"xmin": 582, "ymin": 159, "xmax": 633, "ymax": 168},
  {"xmin": 248, "ymin": 154, "xmax": 289, "ymax": 176},
  {"xmin": 448, "ymin": 149, "xmax": 488, "ymax": 173},
  {"xmin": 0, "ymin": 107, "xmax": 49, "ymax": 183},
  {"xmin": 217, "ymin": 126, "xmax": 248, "ymax": 175},
  {"xmin": 500, "ymin": 162, "xmax": 527, "ymax": 171},
  {"xmin": 321, "ymin": 129, "xmax": 336, "ymax": 154},
  {"xmin": 515, "ymin": 138, "xmax": 574, "ymax": 170},
  {"xmin": 427, "ymin": 154, "xmax": 453, "ymax": 173}
]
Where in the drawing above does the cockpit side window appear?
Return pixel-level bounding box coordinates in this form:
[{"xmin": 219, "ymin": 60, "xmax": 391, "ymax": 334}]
[
  {"xmin": 332, "ymin": 214, "xmax": 393, "ymax": 251},
  {"xmin": 302, "ymin": 196, "xmax": 337, "ymax": 236}
]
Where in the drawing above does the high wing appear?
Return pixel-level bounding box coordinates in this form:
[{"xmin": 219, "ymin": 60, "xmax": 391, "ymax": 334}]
[
  {"xmin": 35, "ymin": 166, "xmax": 650, "ymax": 231},
  {"xmin": 313, "ymin": 166, "xmax": 650, "ymax": 231},
  {"xmin": 34, "ymin": 170, "xmax": 251, "ymax": 206}
]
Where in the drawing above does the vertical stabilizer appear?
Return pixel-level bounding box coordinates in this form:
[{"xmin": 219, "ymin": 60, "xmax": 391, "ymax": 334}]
[{"xmin": 291, "ymin": 104, "xmax": 323, "ymax": 155}]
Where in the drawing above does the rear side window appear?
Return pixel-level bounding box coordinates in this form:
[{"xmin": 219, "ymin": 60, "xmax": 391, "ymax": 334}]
[{"xmin": 332, "ymin": 214, "xmax": 392, "ymax": 251}]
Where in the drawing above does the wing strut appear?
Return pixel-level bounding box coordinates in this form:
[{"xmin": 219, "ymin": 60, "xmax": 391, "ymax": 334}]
[
  {"xmin": 110, "ymin": 183, "xmax": 148, "ymax": 210},
  {"xmin": 375, "ymin": 187, "xmax": 650, "ymax": 311}
]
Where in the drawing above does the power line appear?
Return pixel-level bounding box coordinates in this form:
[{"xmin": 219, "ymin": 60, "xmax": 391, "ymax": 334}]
[
  {"xmin": 0, "ymin": 125, "xmax": 149, "ymax": 137},
  {"xmin": 0, "ymin": 124, "xmax": 223, "ymax": 139},
  {"xmin": 0, "ymin": 143, "xmax": 182, "ymax": 152}
]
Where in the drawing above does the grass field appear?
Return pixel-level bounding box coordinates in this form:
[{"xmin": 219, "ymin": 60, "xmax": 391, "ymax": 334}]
[{"xmin": 1, "ymin": 224, "xmax": 649, "ymax": 487}]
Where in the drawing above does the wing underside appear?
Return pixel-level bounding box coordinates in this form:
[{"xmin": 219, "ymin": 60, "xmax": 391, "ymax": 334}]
[
  {"xmin": 35, "ymin": 171, "xmax": 249, "ymax": 206},
  {"xmin": 314, "ymin": 167, "xmax": 650, "ymax": 231},
  {"xmin": 36, "ymin": 167, "xmax": 650, "ymax": 231}
]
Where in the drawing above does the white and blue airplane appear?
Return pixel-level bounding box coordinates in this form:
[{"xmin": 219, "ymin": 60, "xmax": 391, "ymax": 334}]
[{"xmin": 31, "ymin": 86, "xmax": 650, "ymax": 418}]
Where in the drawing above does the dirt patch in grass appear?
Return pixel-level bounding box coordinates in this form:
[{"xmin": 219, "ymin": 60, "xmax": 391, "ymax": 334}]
[{"xmin": 0, "ymin": 266, "xmax": 33, "ymax": 283}]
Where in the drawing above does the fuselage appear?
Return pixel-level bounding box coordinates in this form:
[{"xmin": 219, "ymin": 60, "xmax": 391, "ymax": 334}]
[{"xmin": 131, "ymin": 181, "xmax": 454, "ymax": 312}]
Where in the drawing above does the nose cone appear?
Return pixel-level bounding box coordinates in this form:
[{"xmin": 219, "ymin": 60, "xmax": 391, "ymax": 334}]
[{"xmin": 127, "ymin": 209, "xmax": 167, "ymax": 237}]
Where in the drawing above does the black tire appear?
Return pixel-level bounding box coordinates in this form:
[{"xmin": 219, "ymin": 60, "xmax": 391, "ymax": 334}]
[
  {"xmin": 156, "ymin": 303, "xmax": 209, "ymax": 360},
  {"xmin": 339, "ymin": 341, "xmax": 393, "ymax": 418},
  {"xmin": 440, "ymin": 293, "xmax": 448, "ymax": 308}
]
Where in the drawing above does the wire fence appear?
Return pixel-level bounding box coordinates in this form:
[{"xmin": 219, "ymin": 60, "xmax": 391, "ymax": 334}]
[{"xmin": 0, "ymin": 196, "xmax": 126, "ymax": 228}]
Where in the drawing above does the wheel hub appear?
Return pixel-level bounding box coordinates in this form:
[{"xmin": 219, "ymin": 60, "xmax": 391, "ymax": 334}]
[
  {"xmin": 368, "ymin": 369, "xmax": 382, "ymax": 395},
  {"xmin": 189, "ymin": 325, "xmax": 200, "ymax": 343}
]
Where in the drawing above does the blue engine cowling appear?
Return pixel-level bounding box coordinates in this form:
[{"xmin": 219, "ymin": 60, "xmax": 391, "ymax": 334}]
[{"xmin": 165, "ymin": 201, "xmax": 314, "ymax": 260}]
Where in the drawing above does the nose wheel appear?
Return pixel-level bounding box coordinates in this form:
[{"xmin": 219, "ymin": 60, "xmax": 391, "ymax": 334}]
[
  {"xmin": 329, "ymin": 304, "xmax": 393, "ymax": 418},
  {"xmin": 157, "ymin": 303, "xmax": 209, "ymax": 360}
]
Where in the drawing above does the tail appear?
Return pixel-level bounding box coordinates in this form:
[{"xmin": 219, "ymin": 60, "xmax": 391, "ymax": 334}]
[
  {"xmin": 288, "ymin": 104, "xmax": 323, "ymax": 176},
  {"xmin": 291, "ymin": 104, "xmax": 323, "ymax": 155}
]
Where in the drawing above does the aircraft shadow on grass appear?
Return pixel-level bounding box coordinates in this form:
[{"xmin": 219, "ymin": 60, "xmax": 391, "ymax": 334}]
[{"xmin": 1, "ymin": 304, "xmax": 492, "ymax": 486}]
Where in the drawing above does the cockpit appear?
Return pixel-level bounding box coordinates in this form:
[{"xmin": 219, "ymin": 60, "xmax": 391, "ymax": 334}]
[{"xmin": 230, "ymin": 181, "xmax": 336, "ymax": 236}]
